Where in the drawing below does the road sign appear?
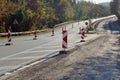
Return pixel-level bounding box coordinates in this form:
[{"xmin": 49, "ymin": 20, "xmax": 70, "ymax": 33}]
[
  {"xmin": 85, "ymin": 22, "xmax": 88, "ymax": 26},
  {"xmin": 13, "ymin": 19, "xmax": 18, "ymax": 24}
]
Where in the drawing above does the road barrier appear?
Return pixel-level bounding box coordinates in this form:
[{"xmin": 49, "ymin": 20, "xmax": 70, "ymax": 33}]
[
  {"xmin": 0, "ymin": 29, "xmax": 46, "ymax": 37},
  {"xmin": 54, "ymin": 21, "xmax": 74, "ymax": 28},
  {"xmin": 80, "ymin": 28, "xmax": 85, "ymax": 42},
  {"xmin": 51, "ymin": 28, "xmax": 54, "ymax": 36},
  {"xmin": 0, "ymin": 15, "xmax": 115, "ymax": 37},
  {"xmin": 5, "ymin": 26, "xmax": 13, "ymax": 45},
  {"xmin": 86, "ymin": 15, "xmax": 116, "ymax": 33},
  {"xmin": 33, "ymin": 30, "xmax": 38, "ymax": 40},
  {"xmin": 62, "ymin": 29, "xmax": 68, "ymax": 49},
  {"xmin": 0, "ymin": 21, "xmax": 74, "ymax": 37}
]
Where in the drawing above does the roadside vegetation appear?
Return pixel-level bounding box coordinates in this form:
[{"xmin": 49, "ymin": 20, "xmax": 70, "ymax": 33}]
[
  {"xmin": 110, "ymin": 0, "xmax": 120, "ymax": 24},
  {"xmin": 0, "ymin": 0, "xmax": 111, "ymax": 33}
]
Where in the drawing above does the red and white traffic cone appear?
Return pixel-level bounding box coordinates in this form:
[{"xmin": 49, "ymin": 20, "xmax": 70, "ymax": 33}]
[
  {"xmin": 33, "ymin": 30, "xmax": 38, "ymax": 40},
  {"xmin": 60, "ymin": 29, "xmax": 68, "ymax": 54},
  {"xmin": 6, "ymin": 26, "xmax": 13, "ymax": 45},
  {"xmin": 62, "ymin": 30, "xmax": 67, "ymax": 49},
  {"xmin": 80, "ymin": 28, "xmax": 85, "ymax": 42},
  {"xmin": 51, "ymin": 28, "xmax": 54, "ymax": 36}
]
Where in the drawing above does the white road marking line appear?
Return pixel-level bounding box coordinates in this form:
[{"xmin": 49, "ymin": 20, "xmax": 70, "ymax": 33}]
[
  {"xmin": 27, "ymin": 50, "xmax": 60, "ymax": 53},
  {"xmin": 34, "ymin": 46, "xmax": 61, "ymax": 49},
  {"xmin": 0, "ymin": 65, "xmax": 20, "ymax": 70},
  {"xmin": 0, "ymin": 45, "xmax": 61, "ymax": 60},
  {"xmin": 0, "ymin": 56, "xmax": 40, "ymax": 61},
  {"xmin": 17, "ymin": 59, "xmax": 45, "ymax": 71},
  {"xmin": 0, "ymin": 49, "xmax": 61, "ymax": 61},
  {"xmin": 42, "ymin": 45, "xmax": 60, "ymax": 47},
  {"xmin": 31, "ymin": 46, "xmax": 61, "ymax": 50},
  {"xmin": 0, "ymin": 46, "xmax": 43, "ymax": 60}
]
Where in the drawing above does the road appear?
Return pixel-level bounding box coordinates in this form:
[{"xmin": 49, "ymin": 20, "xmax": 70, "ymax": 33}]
[
  {"xmin": 1, "ymin": 16, "xmax": 119, "ymax": 80},
  {"xmin": 0, "ymin": 20, "xmax": 99, "ymax": 76}
]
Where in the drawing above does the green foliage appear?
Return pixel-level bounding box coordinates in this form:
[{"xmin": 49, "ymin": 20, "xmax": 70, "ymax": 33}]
[
  {"xmin": 0, "ymin": 0, "xmax": 111, "ymax": 32},
  {"xmin": 0, "ymin": 22, "xmax": 5, "ymax": 33},
  {"xmin": 74, "ymin": 1, "xmax": 111, "ymax": 20},
  {"xmin": 110, "ymin": 0, "xmax": 120, "ymax": 23}
]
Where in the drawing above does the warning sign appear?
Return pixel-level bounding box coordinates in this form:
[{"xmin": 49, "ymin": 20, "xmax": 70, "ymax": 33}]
[{"xmin": 13, "ymin": 19, "xmax": 18, "ymax": 24}]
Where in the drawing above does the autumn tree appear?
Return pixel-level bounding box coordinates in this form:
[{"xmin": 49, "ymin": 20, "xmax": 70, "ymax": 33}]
[
  {"xmin": 0, "ymin": 0, "xmax": 111, "ymax": 33},
  {"xmin": 0, "ymin": 0, "xmax": 19, "ymax": 32}
]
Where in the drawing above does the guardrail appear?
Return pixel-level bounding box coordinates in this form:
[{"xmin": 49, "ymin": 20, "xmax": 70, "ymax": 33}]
[
  {"xmin": 90, "ymin": 15, "xmax": 116, "ymax": 30},
  {"xmin": 0, "ymin": 21, "xmax": 74, "ymax": 37},
  {"xmin": 54, "ymin": 21, "xmax": 74, "ymax": 27},
  {"xmin": 92, "ymin": 15, "xmax": 115, "ymax": 22},
  {"xmin": 0, "ymin": 29, "xmax": 47, "ymax": 37},
  {"xmin": 0, "ymin": 15, "xmax": 115, "ymax": 37}
]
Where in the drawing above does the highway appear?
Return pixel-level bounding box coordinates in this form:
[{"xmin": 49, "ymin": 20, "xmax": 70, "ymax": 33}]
[
  {"xmin": 0, "ymin": 15, "xmax": 115, "ymax": 76},
  {"xmin": 0, "ymin": 21, "xmax": 90, "ymax": 75}
]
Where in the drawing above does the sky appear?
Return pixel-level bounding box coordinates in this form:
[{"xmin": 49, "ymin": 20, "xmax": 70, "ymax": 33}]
[{"xmin": 84, "ymin": 0, "xmax": 112, "ymax": 4}]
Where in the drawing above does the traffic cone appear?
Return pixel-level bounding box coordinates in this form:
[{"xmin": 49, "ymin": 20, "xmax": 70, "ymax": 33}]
[
  {"xmin": 51, "ymin": 28, "xmax": 54, "ymax": 36},
  {"xmin": 80, "ymin": 28, "xmax": 85, "ymax": 42},
  {"xmin": 33, "ymin": 30, "xmax": 38, "ymax": 40},
  {"xmin": 5, "ymin": 26, "xmax": 13, "ymax": 45}
]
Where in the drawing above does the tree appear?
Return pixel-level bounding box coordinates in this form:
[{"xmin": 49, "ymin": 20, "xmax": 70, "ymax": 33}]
[
  {"xmin": 110, "ymin": 0, "xmax": 120, "ymax": 23},
  {"xmin": 75, "ymin": 1, "xmax": 111, "ymax": 20},
  {"xmin": 0, "ymin": 0, "xmax": 111, "ymax": 33},
  {"xmin": 0, "ymin": 0, "xmax": 19, "ymax": 32}
]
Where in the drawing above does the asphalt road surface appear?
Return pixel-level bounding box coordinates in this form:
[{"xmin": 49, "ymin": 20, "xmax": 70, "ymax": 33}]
[
  {"xmin": 0, "ymin": 20, "xmax": 94, "ymax": 75},
  {"xmin": 0, "ymin": 15, "xmax": 116, "ymax": 78},
  {"xmin": 0, "ymin": 16, "xmax": 119, "ymax": 80}
]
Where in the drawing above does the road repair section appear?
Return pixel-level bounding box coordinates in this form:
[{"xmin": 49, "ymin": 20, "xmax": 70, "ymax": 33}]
[{"xmin": 0, "ymin": 17, "xmax": 119, "ymax": 80}]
